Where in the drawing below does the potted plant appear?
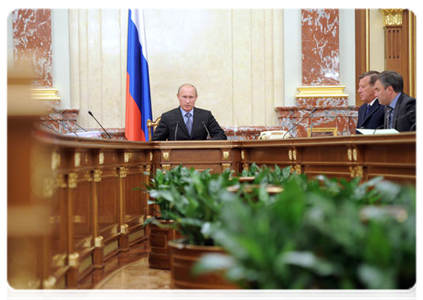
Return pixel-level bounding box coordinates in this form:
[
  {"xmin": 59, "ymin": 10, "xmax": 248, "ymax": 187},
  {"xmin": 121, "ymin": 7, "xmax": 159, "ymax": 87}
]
[
  {"xmin": 194, "ymin": 175, "xmax": 416, "ymax": 289},
  {"xmin": 150, "ymin": 167, "xmax": 240, "ymax": 288},
  {"xmin": 139, "ymin": 165, "xmax": 190, "ymax": 270}
]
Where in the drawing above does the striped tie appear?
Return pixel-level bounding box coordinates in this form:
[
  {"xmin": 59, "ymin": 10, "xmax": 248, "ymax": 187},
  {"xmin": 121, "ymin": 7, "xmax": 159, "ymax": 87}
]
[
  {"xmin": 185, "ymin": 112, "xmax": 192, "ymax": 135},
  {"xmin": 386, "ymin": 107, "xmax": 393, "ymax": 129}
]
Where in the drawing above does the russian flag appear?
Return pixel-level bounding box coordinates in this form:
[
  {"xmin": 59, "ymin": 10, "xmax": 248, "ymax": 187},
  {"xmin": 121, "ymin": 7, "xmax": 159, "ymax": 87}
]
[{"xmin": 125, "ymin": 9, "xmax": 153, "ymax": 141}]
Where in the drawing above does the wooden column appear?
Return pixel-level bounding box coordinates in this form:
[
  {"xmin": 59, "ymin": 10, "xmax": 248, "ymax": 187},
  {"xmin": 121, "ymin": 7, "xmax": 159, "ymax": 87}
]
[{"xmin": 380, "ymin": 8, "xmax": 409, "ymax": 94}]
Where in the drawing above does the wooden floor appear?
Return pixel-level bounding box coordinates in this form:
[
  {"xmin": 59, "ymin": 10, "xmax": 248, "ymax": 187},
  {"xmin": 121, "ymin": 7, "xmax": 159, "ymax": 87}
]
[{"xmin": 79, "ymin": 242, "xmax": 171, "ymax": 289}]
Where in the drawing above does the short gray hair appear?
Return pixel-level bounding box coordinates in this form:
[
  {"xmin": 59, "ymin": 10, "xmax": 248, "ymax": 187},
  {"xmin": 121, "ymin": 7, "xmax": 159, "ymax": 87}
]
[
  {"xmin": 177, "ymin": 83, "xmax": 198, "ymax": 96},
  {"xmin": 376, "ymin": 70, "xmax": 404, "ymax": 93},
  {"xmin": 359, "ymin": 70, "xmax": 380, "ymax": 85}
]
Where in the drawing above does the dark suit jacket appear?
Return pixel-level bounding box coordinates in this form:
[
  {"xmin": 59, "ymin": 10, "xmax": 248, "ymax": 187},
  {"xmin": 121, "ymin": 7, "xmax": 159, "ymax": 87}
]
[
  {"xmin": 384, "ymin": 93, "xmax": 416, "ymax": 132},
  {"xmin": 152, "ymin": 107, "xmax": 227, "ymax": 141},
  {"xmin": 356, "ymin": 99, "xmax": 385, "ymax": 131}
]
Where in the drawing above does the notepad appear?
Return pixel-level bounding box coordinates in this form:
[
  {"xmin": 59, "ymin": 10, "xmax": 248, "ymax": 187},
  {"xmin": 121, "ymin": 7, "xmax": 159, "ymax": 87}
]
[{"xmin": 356, "ymin": 128, "xmax": 399, "ymax": 135}]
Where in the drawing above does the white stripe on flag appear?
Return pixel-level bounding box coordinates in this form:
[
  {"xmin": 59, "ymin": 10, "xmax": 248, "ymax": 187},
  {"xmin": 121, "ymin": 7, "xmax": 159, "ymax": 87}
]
[{"xmin": 130, "ymin": 9, "xmax": 148, "ymax": 60}]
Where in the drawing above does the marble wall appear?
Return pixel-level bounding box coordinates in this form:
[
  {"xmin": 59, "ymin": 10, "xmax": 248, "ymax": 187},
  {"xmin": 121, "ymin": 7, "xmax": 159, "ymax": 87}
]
[
  {"xmin": 12, "ymin": 9, "xmax": 53, "ymax": 87},
  {"xmin": 276, "ymin": 9, "xmax": 356, "ymax": 138},
  {"xmin": 64, "ymin": 9, "xmax": 284, "ymax": 131},
  {"xmin": 11, "ymin": 8, "xmax": 388, "ymax": 140}
]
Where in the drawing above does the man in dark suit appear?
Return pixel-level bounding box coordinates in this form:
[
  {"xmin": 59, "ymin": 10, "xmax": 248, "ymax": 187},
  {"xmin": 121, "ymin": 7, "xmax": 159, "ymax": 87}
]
[
  {"xmin": 356, "ymin": 71, "xmax": 385, "ymax": 132},
  {"xmin": 152, "ymin": 84, "xmax": 227, "ymax": 141},
  {"xmin": 374, "ymin": 70, "xmax": 416, "ymax": 132}
]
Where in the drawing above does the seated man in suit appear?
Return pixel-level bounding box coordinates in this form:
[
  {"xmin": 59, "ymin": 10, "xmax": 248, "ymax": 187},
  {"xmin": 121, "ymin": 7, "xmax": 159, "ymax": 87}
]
[
  {"xmin": 152, "ymin": 84, "xmax": 227, "ymax": 141},
  {"xmin": 356, "ymin": 70, "xmax": 385, "ymax": 132},
  {"xmin": 374, "ymin": 70, "xmax": 416, "ymax": 132}
]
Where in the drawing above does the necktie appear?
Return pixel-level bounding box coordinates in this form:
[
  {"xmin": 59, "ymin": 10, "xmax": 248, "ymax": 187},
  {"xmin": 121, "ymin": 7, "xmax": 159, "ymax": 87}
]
[
  {"xmin": 185, "ymin": 112, "xmax": 192, "ymax": 135},
  {"xmin": 386, "ymin": 107, "xmax": 393, "ymax": 129},
  {"xmin": 365, "ymin": 105, "xmax": 370, "ymax": 117}
]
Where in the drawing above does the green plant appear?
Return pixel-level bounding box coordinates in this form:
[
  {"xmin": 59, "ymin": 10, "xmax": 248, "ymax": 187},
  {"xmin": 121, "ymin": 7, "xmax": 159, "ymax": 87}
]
[
  {"xmin": 145, "ymin": 166, "xmax": 238, "ymax": 245},
  {"xmin": 138, "ymin": 165, "xmax": 192, "ymax": 222},
  {"xmin": 194, "ymin": 175, "xmax": 416, "ymax": 289},
  {"xmin": 240, "ymin": 164, "xmax": 293, "ymax": 185}
]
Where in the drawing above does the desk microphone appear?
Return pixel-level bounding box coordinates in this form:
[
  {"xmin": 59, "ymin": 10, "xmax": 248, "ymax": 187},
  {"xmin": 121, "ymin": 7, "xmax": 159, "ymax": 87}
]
[
  {"xmin": 174, "ymin": 121, "xmax": 179, "ymax": 141},
  {"xmin": 410, "ymin": 123, "xmax": 416, "ymax": 131},
  {"xmin": 202, "ymin": 122, "xmax": 211, "ymax": 139},
  {"xmin": 283, "ymin": 108, "xmax": 318, "ymax": 139},
  {"xmin": 45, "ymin": 116, "xmax": 78, "ymax": 137},
  {"xmin": 372, "ymin": 110, "xmax": 415, "ymax": 134},
  {"xmin": 52, "ymin": 108, "xmax": 87, "ymax": 132},
  {"xmin": 88, "ymin": 111, "xmax": 112, "ymax": 139}
]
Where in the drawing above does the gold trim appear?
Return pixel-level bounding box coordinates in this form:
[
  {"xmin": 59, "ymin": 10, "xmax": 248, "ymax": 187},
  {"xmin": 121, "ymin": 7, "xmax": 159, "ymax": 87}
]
[
  {"xmin": 120, "ymin": 224, "xmax": 129, "ymax": 234},
  {"xmin": 74, "ymin": 153, "xmax": 81, "ymax": 167},
  {"xmin": 57, "ymin": 174, "xmax": 67, "ymax": 188},
  {"xmin": 163, "ymin": 152, "xmax": 170, "ymax": 161},
  {"xmin": 380, "ymin": 9, "xmax": 405, "ymax": 26},
  {"xmin": 242, "ymin": 163, "xmax": 249, "ymax": 172},
  {"xmin": 94, "ymin": 169, "xmax": 102, "ymax": 182},
  {"xmin": 222, "ymin": 163, "xmax": 231, "ymax": 170},
  {"xmin": 296, "ymin": 85, "xmax": 348, "ymax": 98},
  {"xmin": 95, "ymin": 236, "xmax": 104, "ymax": 247},
  {"xmin": 347, "ymin": 149, "xmax": 352, "ymax": 161},
  {"xmin": 291, "ymin": 165, "xmax": 301, "ymax": 175},
  {"xmin": 149, "ymin": 151, "xmax": 153, "ymax": 162},
  {"xmin": 68, "ymin": 173, "xmax": 78, "ymax": 189},
  {"xmin": 288, "ymin": 149, "xmax": 293, "ymax": 161},
  {"xmin": 409, "ymin": 11, "xmax": 415, "ymax": 97},
  {"xmin": 222, "ymin": 151, "xmax": 230, "ymax": 160},
  {"xmin": 241, "ymin": 150, "xmax": 245, "ymax": 160},
  {"xmin": 307, "ymin": 127, "xmax": 338, "ymax": 137},
  {"xmin": 365, "ymin": 9, "xmax": 370, "ymax": 71},
  {"xmin": 30, "ymin": 88, "xmax": 61, "ymax": 101},
  {"xmin": 349, "ymin": 166, "xmax": 364, "ymax": 178},
  {"xmin": 52, "ymin": 253, "xmax": 66, "ymax": 267},
  {"xmin": 119, "ymin": 167, "xmax": 127, "ymax": 178},
  {"xmin": 99, "ymin": 152, "xmax": 104, "ymax": 165},
  {"xmin": 353, "ymin": 149, "xmax": 358, "ymax": 161},
  {"xmin": 51, "ymin": 151, "xmax": 60, "ymax": 170},
  {"xmin": 124, "ymin": 152, "xmax": 130, "ymax": 163},
  {"xmin": 68, "ymin": 253, "xmax": 79, "ymax": 267},
  {"xmin": 162, "ymin": 164, "xmax": 171, "ymax": 171},
  {"xmin": 43, "ymin": 178, "xmax": 55, "ymax": 198},
  {"xmin": 293, "ymin": 149, "xmax": 297, "ymax": 161}
]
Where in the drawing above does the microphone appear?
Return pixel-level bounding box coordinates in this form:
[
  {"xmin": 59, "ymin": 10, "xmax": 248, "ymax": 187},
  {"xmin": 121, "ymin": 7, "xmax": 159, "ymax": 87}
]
[
  {"xmin": 52, "ymin": 108, "xmax": 87, "ymax": 132},
  {"xmin": 283, "ymin": 108, "xmax": 318, "ymax": 139},
  {"xmin": 202, "ymin": 122, "xmax": 211, "ymax": 139},
  {"xmin": 410, "ymin": 123, "xmax": 416, "ymax": 131},
  {"xmin": 45, "ymin": 115, "xmax": 78, "ymax": 136},
  {"xmin": 174, "ymin": 121, "xmax": 179, "ymax": 141},
  {"xmin": 372, "ymin": 110, "xmax": 415, "ymax": 134},
  {"xmin": 88, "ymin": 111, "xmax": 112, "ymax": 139}
]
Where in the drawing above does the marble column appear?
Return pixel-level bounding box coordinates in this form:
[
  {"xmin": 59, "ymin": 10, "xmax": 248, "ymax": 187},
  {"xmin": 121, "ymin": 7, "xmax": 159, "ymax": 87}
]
[
  {"xmin": 12, "ymin": 9, "xmax": 53, "ymax": 87},
  {"xmin": 12, "ymin": 9, "xmax": 83, "ymax": 135},
  {"xmin": 277, "ymin": 9, "xmax": 356, "ymax": 137}
]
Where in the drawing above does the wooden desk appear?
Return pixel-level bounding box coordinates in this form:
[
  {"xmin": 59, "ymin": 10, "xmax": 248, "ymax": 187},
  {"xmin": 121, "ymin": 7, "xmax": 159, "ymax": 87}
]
[
  {"xmin": 8, "ymin": 128, "xmax": 416, "ymax": 289},
  {"xmin": 151, "ymin": 133, "xmax": 416, "ymax": 184}
]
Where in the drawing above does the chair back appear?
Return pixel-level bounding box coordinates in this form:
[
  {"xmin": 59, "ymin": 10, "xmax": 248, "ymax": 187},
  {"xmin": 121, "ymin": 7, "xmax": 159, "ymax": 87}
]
[{"xmin": 147, "ymin": 117, "xmax": 161, "ymax": 141}]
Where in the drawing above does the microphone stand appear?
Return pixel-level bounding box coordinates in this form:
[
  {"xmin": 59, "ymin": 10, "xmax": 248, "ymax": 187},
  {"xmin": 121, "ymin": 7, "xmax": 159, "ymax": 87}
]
[
  {"xmin": 88, "ymin": 111, "xmax": 112, "ymax": 139},
  {"xmin": 52, "ymin": 108, "xmax": 87, "ymax": 132},
  {"xmin": 283, "ymin": 108, "xmax": 318, "ymax": 139}
]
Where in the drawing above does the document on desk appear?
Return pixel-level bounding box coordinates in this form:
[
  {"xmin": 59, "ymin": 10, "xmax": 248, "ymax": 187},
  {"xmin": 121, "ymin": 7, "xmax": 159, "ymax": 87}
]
[{"xmin": 357, "ymin": 128, "xmax": 399, "ymax": 135}]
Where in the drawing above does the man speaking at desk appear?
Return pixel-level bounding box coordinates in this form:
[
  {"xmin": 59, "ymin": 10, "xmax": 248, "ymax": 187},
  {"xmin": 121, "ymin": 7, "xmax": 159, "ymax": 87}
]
[{"xmin": 152, "ymin": 84, "xmax": 227, "ymax": 141}]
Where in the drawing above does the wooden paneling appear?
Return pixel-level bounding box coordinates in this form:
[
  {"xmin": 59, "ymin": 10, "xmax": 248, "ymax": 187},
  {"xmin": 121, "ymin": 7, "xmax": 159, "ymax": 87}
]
[
  {"xmin": 9, "ymin": 126, "xmax": 416, "ymax": 289},
  {"xmin": 355, "ymin": 9, "xmax": 368, "ymax": 106}
]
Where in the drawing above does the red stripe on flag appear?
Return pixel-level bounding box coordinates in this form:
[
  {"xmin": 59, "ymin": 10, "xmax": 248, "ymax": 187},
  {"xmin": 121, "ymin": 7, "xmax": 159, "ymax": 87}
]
[{"xmin": 125, "ymin": 73, "xmax": 146, "ymax": 141}]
